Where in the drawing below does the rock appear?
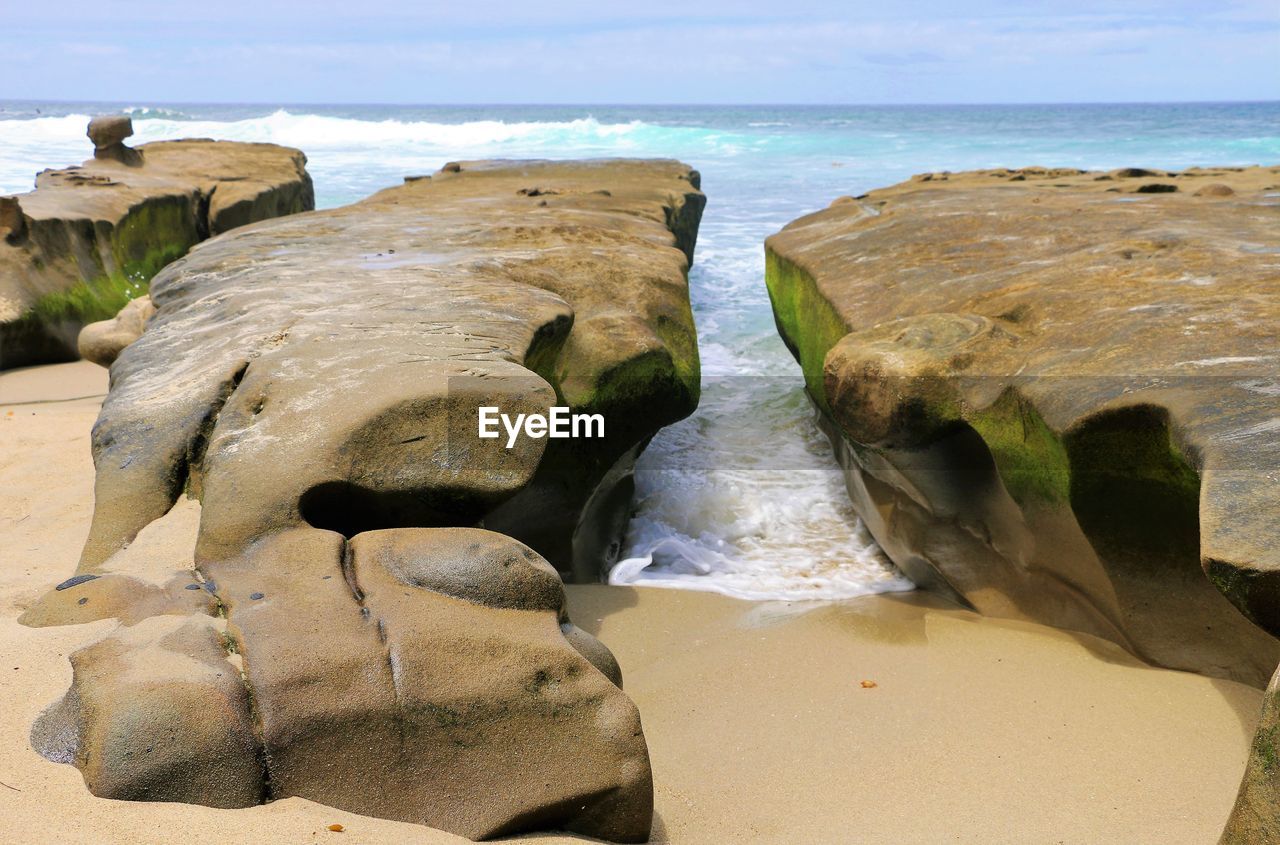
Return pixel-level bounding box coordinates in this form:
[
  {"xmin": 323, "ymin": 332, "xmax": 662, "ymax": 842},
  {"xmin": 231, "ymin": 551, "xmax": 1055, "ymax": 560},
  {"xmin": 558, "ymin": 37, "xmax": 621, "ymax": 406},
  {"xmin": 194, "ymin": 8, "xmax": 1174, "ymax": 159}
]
[
  {"xmin": 32, "ymin": 614, "xmax": 264, "ymax": 807},
  {"xmin": 19, "ymin": 497, "xmax": 214, "ymax": 629},
  {"xmin": 86, "ymin": 115, "xmax": 140, "ymax": 165},
  {"xmin": 77, "ymin": 295, "xmax": 155, "ymax": 366},
  {"xmin": 1196, "ymin": 183, "xmax": 1236, "ymax": 197},
  {"xmin": 0, "ymin": 121, "xmax": 314, "ymax": 369},
  {"xmin": 73, "ymin": 158, "xmax": 702, "ymax": 579},
  {"xmin": 26, "ymin": 159, "xmax": 704, "ymax": 842},
  {"xmin": 33, "ymin": 526, "xmax": 654, "ymax": 840},
  {"xmin": 1223, "ymin": 664, "xmax": 1280, "ymax": 843},
  {"xmin": 353, "ymin": 526, "xmax": 565, "ymax": 612},
  {"xmin": 1112, "ymin": 167, "xmax": 1164, "ymax": 178},
  {"xmin": 0, "ymin": 196, "xmax": 25, "ymax": 242},
  {"xmin": 87, "ymin": 115, "xmax": 134, "ymax": 150},
  {"xmin": 765, "ymin": 165, "xmax": 1280, "ymax": 687}
]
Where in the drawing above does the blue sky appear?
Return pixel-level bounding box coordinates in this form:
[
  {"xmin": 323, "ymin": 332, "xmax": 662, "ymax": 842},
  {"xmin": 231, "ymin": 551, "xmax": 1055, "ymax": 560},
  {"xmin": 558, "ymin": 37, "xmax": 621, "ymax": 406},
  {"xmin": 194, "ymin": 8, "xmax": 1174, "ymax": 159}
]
[{"xmin": 7, "ymin": 1, "xmax": 1279, "ymax": 104}]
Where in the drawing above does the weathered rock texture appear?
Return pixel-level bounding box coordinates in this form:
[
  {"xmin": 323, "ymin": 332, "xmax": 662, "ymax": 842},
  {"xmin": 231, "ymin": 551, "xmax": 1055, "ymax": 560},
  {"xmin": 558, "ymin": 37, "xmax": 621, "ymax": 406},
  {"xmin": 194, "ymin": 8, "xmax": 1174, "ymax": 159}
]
[
  {"xmin": 0, "ymin": 117, "xmax": 314, "ymax": 369},
  {"xmin": 1224, "ymin": 663, "xmax": 1280, "ymax": 844},
  {"xmin": 24, "ymin": 159, "xmax": 704, "ymax": 842},
  {"xmin": 765, "ymin": 165, "xmax": 1280, "ymax": 688}
]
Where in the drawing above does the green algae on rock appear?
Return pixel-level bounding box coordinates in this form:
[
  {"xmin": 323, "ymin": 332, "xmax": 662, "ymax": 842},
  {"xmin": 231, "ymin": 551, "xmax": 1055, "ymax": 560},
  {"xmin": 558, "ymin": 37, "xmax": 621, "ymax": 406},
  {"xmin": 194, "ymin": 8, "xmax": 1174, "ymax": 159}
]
[
  {"xmin": 0, "ymin": 117, "xmax": 314, "ymax": 369},
  {"xmin": 1224, "ymin": 665, "xmax": 1280, "ymax": 844}
]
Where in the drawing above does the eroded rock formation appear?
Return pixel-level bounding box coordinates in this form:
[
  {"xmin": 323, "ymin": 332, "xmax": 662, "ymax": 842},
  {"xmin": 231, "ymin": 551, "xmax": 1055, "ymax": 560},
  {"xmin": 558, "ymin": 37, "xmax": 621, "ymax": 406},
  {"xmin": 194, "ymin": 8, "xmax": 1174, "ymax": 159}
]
[
  {"xmin": 768, "ymin": 165, "xmax": 1280, "ymax": 840},
  {"xmin": 765, "ymin": 165, "xmax": 1280, "ymax": 686},
  {"xmin": 24, "ymin": 159, "xmax": 704, "ymax": 842},
  {"xmin": 87, "ymin": 115, "xmax": 141, "ymax": 165},
  {"xmin": 0, "ymin": 116, "xmax": 314, "ymax": 369}
]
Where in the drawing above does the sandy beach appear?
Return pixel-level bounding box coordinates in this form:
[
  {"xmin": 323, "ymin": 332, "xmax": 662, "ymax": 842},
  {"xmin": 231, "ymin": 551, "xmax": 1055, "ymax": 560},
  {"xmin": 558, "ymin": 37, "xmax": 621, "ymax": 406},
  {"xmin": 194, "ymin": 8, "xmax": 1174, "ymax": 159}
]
[{"xmin": 0, "ymin": 361, "xmax": 1261, "ymax": 844}]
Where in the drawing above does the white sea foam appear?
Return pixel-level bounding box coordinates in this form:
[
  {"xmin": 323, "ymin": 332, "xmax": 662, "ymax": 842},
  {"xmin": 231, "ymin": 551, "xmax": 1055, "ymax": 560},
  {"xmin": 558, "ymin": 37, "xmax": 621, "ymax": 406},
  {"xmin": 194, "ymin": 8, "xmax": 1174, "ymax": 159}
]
[
  {"xmin": 0, "ymin": 115, "xmax": 98, "ymax": 192},
  {"xmin": 610, "ymin": 459, "xmax": 913, "ymax": 600},
  {"xmin": 122, "ymin": 106, "xmax": 191, "ymax": 119},
  {"xmin": 0, "ymin": 111, "xmax": 652, "ymax": 196},
  {"xmin": 607, "ymin": 373, "xmax": 915, "ymax": 600},
  {"xmin": 0, "ymin": 109, "xmax": 644, "ymax": 148},
  {"xmin": 129, "ymin": 111, "xmax": 646, "ymax": 147},
  {"xmin": 608, "ymin": 211, "xmax": 914, "ymax": 601}
]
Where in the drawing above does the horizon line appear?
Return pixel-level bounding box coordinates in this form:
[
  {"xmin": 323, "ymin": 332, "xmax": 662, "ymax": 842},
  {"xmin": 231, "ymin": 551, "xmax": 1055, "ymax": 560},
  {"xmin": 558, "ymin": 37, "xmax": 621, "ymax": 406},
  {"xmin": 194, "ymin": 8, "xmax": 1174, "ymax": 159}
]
[{"xmin": 3, "ymin": 97, "xmax": 1278, "ymax": 110}]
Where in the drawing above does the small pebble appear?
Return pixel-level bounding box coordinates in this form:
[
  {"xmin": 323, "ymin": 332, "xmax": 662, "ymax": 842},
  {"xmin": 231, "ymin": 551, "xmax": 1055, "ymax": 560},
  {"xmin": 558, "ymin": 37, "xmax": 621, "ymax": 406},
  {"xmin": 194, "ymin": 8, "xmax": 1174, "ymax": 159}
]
[
  {"xmin": 250, "ymin": 592, "xmax": 264, "ymax": 600},
  {"xmin": 185, "ymin": 584, "xmax": 202, "ymax": 591},
  {"xmin": 327, "ymin": 823, "xmax": 345, "ymax": 832},
  {"xmin": 55, "ymin": 574, "xmax": 99, "ymax": 591},
  {"xmin": 77, "ymin": 597, "xmax": 88, "ymax": 606},
  {"xmin": 860, "ymin": 680, "xmax": 878, "ymax": 689}
]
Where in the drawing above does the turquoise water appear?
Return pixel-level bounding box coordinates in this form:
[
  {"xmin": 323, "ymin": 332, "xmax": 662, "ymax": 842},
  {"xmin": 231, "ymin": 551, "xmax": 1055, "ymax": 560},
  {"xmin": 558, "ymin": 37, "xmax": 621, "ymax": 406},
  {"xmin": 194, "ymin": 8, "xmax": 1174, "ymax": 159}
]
[{"xmin": 3, "ymin": 102, "xmax": 1277, "ymax": 599}]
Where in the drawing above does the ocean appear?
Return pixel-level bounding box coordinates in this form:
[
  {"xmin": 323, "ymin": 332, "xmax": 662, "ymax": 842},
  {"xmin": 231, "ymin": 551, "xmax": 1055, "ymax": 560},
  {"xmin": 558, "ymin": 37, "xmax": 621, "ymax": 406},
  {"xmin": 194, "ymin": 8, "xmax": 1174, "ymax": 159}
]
[{"xmin": 3, "ymin": 101, "xmax": 1277, "ymax": 600}]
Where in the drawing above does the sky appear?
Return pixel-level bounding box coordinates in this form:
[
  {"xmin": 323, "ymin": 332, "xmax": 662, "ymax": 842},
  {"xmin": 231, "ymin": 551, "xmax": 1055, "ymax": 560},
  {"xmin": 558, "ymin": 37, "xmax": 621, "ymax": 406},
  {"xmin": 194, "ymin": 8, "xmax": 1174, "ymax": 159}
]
[{"xmin": 5, "ymin": 1, "xmax": 1279, "ymax": 104}]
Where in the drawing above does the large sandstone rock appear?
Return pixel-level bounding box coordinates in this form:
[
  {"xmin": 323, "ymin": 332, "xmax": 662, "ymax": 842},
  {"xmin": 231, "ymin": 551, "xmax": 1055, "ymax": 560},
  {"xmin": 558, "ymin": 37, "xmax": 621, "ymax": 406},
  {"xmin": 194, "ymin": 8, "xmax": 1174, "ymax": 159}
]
[
  {"xmin": 31, "ymin": 525, "xmax": 650, "ymax": 840},
  {"xmin": 0, "ymin": 117, "xmax": 314, "ymax": 369},
  {"xmin": 765, "ymin": 165, "xmax": 1280, "ymax": 687},
  {"xmin": 74, "ymin": 158, "xmax": 702, "ymax": 579},
  {"xmin": 24, "ymin": 159, "xmax": 704, "ymax": 841}
]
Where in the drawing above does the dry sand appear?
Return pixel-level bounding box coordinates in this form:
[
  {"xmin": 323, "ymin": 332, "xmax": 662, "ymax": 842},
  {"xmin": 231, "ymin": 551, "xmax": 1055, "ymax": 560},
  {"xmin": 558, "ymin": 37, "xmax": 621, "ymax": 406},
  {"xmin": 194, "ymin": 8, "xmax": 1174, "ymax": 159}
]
[{"xmin": 0, "ymin": 362, "xmax": 1262, "ymax": 844}]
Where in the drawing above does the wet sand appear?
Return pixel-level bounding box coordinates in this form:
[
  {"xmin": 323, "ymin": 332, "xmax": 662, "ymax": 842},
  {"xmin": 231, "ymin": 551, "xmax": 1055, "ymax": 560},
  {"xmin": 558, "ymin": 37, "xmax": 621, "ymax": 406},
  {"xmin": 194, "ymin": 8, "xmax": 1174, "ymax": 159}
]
[{"xmin": 0, "ymin": 361, "xmax": 1261, "ymax": 844}]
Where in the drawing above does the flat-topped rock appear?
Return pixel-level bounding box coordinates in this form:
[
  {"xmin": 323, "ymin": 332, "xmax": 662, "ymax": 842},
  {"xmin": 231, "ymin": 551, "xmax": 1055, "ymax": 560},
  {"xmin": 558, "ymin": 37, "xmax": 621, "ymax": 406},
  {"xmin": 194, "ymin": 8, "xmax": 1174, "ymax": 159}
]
[
  {"xmin": 0, "ymin": 118, "xmax": 314, "ymax": 368},
  {"xmin": 24, "ymin": 159, "xmax": 704, "ymax": 842},
  {"xmin": 766, "ymin": 165, "xmax": 1280, "ymax": 686},
  {"xmin": 76, "ymin": 157, "xmax": 703, "ymax": 576}
]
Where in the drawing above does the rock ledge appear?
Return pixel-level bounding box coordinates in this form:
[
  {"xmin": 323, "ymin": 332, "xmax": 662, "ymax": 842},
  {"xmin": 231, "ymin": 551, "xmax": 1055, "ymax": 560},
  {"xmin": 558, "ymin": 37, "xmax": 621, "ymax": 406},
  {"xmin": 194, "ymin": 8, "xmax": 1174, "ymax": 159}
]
[{"xmin": 0, "ymin": 117, "xmax": 314, "ymax": 368}]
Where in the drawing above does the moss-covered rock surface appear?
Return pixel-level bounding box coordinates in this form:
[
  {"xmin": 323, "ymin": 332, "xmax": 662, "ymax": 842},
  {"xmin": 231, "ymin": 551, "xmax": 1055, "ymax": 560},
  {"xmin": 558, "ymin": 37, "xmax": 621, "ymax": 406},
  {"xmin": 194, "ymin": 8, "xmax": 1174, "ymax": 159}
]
[
  {"xmin": 0, "ymin": 132, "xmax": 314, "ymax": 368},
  {"xmin": 766, "ymin": 165, "xmax": 1280, "ymax": 686}
]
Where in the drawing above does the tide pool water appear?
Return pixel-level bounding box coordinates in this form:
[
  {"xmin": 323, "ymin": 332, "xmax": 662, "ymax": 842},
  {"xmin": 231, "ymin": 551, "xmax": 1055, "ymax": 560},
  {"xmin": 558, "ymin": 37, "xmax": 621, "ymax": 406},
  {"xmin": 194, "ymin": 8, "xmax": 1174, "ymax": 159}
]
[{"xmin": 3, "ymin": 101, "xmax": 1277, "ymax": 600}]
